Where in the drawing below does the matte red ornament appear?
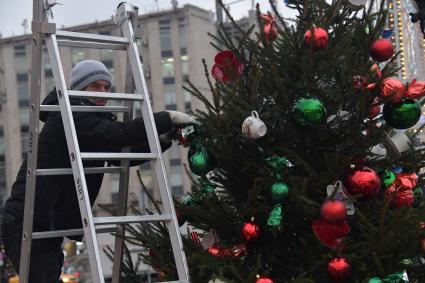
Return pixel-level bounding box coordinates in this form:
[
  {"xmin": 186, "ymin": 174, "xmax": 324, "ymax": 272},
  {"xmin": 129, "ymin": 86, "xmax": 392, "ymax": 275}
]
[
  {"xmin": 312, "ymin": 219, "xmax": 350, "ymax": 249},
  {"xmin": 370, "ymin": 39, "xmax": 394, "ymax": 62},
  {"xmin": 304, "ymin": 27, "xmax": 329, "ymax": 50},
  {"xmin": 344, "ymin": 165, "xmax": 381, "ymax": 199},
  {"xmin": 211, "ymin": 50, "xmax": 243, "ymax": 82},
  {"xmin": 406, "ymin": 79, "xmax": 425, "ymax": 99},
  {"xmin": 394, "ymin": 189, "xmax": 414, "ymax": 208},
  {"xmin": 321, "ymin": 200, "xmax": 347, "ymax": 224},
  {"xmin": 256, "ymin": 277, "xmax": 274, "ymax": 283},
  {"xmin": 328, "ymin": 257, "xmax": 352, "ymax": 280},
  {"xmin": 242, "ymin": 221, "xmax": 260, "ymax": 242},
  {"xmin": 380, "ymin": 77, "xmax": 405, "ymax": 103}
]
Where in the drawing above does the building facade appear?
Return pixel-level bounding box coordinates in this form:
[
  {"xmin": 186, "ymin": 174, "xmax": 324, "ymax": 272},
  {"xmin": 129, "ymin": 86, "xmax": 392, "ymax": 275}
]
[
  {"xmin": 373, "ymin": 0, "xmax": 425, "ymax": 80},
  {"xmin": 0, "ymin": 4, "xmax": 216, "ymax": 216}
]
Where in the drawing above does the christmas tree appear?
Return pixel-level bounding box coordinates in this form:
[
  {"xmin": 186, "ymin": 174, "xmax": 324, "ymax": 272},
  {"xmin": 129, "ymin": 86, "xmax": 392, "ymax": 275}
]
[{"xmin": 120, "ymin": 0, "xmax": 425, "ymax": 282}]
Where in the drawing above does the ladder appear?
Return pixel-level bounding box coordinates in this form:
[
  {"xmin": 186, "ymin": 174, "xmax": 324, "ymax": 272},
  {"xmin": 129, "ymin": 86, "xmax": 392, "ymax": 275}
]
[{"xmin": 20, "ymin": 1, "xmax": 189, "ymax": 282}]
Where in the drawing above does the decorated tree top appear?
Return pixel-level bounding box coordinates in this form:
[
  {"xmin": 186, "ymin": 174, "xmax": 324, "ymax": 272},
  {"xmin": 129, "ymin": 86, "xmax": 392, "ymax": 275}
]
[{"xmin": 122, "ymin": 0, "xmax": 425, "ymax": 282}]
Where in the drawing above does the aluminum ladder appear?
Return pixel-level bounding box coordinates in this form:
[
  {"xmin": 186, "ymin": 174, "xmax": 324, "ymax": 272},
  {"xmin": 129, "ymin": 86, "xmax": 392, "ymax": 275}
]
[{"xmin": 20, "ymin": 1, "xmax": 189, "ymax": 282}]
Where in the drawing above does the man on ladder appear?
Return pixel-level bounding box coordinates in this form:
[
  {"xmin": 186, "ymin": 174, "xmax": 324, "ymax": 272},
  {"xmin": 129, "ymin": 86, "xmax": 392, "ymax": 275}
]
[{"xmin": 1, "ymin": 59, "xmax": 196, "ymax": 282}]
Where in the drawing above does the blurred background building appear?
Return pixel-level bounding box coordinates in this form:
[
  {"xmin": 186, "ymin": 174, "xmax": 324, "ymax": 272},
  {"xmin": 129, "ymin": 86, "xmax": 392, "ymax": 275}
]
[{"xmin": 0, "ymin": 4, "xmax": 216, "ymax": 219}]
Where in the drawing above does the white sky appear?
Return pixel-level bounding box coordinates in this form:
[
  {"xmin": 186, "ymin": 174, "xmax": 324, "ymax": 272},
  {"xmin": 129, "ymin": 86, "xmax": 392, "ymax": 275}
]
[{"xmin": 0, "ymin": 0, "xmax": 296, "ymax": 38}]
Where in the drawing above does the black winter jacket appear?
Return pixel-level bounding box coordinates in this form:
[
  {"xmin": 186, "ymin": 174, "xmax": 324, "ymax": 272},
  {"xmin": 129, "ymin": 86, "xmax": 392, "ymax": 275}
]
[{"xmin": 4, "ymin": 89, "xmax": 173, "ymax": 232}]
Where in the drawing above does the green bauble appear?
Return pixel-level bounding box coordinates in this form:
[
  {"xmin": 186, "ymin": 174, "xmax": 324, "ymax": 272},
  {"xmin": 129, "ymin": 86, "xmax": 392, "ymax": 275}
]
[
  {"xmin": 271, "ymin": 182, "xmax": 289, "ymax": 203},
  {"xmin": 188, "ymin": 145, "xmax": 216, "ymax": 175},
  {"xmin": 368, "ymin": 278, "xmax": 382, "ymax": 283},
  {"xmin": 381, "ymin": 170, "xmax": 396, "ymax": 188},
  {"xmin": 292, "ymin": 97, "xmax": 327, "ymax": 127},
  {"xmin": 383, "ymin": 99, "xmax": 421, "ymax": 129}
]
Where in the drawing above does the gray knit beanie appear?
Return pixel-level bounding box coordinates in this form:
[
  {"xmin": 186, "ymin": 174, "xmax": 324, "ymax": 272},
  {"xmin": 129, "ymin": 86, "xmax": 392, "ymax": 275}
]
[{"xmin": 69, "ymin": 60, "xmax": 112, "ymax": 91}]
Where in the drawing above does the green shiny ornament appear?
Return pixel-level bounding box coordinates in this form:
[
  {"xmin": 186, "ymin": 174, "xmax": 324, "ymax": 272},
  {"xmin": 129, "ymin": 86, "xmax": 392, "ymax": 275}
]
[
  {"xmin": 271, "ymin": 182, "xmax": 289, "ymax": 203},
  {"xmin": 368, "ymin": 278, "xmax": 383, "ymax": 283},
  {"xmin": 267, "ymin": 204, "xmax": 283, "ymax": 227},
  {"xmin": 183, "ymin": 195, "xmax": 197, "ymax": 206},
  {"xmin": 199, "ymin": 177, "xmax": 215, "ymax": 195},
  {"xmin": 188, "ymin": 145, "xmax": 216, "ymax": 176},
  {"xmin": 266, "ymin": 156, "xmax": 290, "ymax": 171},
  {"xmin": 291, "ymin": 97, "xmax": 327, "ymax": 127},
  {"xmin": 381, "ymin": 170, "xmax": 396, "ymax": 188},
  {"xmin": 383, "ymin": 99, "xmax": 421, "ymax": 129}
]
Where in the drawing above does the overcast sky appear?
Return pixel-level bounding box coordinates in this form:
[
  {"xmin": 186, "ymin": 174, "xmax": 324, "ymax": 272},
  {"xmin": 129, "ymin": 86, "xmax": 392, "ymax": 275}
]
[{"xmin": 0, "ymin": 0, "xmax": 296, "ymax": 38}]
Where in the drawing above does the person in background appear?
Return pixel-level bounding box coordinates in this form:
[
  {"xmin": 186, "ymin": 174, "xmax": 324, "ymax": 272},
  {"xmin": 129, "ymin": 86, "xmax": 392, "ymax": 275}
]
[{"xmin": 1, "ymin": 60, "xmax": 196, "ymax": 283}]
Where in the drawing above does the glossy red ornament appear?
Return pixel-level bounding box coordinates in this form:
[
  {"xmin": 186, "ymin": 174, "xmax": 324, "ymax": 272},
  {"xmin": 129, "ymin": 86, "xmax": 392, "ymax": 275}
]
[
  {"xmin": 328, "ymin": 257, "xmax": 352, "ymax": 280},
  {"xmin": 207, "ymin": 246, "xmax": 222, "ymax": 257},
  {"xmin": 370, "ymin": 39, "xmax": 394, "ymax": 62},
  {"xmin": 406, "ymin": 79, "xmax": 425, "ymax": 99},
  {"xmin": 344, "ymin": 166, "xmax": 381, "ymax": 199},
  {"xmin": 304, "ymin": 27, "xmax": 329, "ymax": 50},
  {"xmin": 242, "ymin": 222, "xmax": 260, "ymax": 242},
  {"xmin": 312, "ymin": 219, "xmax": 350, "ymax": 249},
  {"xmin": 379, "ymin": 77, "xmax": 405, "ymax": 103},
  {"xmin": 256, "ymin": 277, "xmax": 274, "ymax": 283},
  {"xmin": 211, "ymin": 50, "xmax": 243, "ymax": 82},
  {"xmin": 321, "ymin": 200, "xmax": 347, "ymax": 224}
]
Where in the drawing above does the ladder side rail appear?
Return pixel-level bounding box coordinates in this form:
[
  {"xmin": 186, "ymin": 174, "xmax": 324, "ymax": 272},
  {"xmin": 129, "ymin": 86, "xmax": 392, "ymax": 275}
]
[
  {"xmin": 45, "ymin": 34, "xmax": 105, "ymax": 283},
  {"xmin": 111, "ymin": 54, "xmax": 136, "ymax": 283},
  {"xmin": 118, "ymin": 3, "xmax": 189, "ymax": 280},
  {"xmin": 19, "ymin": 0, "xmax": 45, "ymax": 281}
]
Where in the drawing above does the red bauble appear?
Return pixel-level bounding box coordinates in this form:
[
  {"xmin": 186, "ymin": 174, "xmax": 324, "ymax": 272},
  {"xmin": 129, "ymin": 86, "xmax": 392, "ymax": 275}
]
[
  {"xmin": 344, "ymin": 166, "xmax": 381, "ymax": 199},
  {"xmin": 394, "ymin": 189, "xmax": 415, "ymax": 208},
  {"xmin": 312, "ymin": 219, "xmax": 350, "ymax": 249},
  {"xmin": 242, "ymin": 222, "xmax": 260, "ymax": 242},
  {"xmin": 211, "ymin": 50, "xmax": 244, "ymax": 82},
  {"xmin": 304, "ymin": 27, "xmax": 329, "ymax": 50},
  {"xmin": 370, "ymin": 39, "xmax": 394, "ymax": 62},
  {"xmin": 321, "ymin": 200, "xmax": 347, "ymax": 224},
  {"xmin": 328, "ymin": 257, "xmax": 352, "ymax": 280},
  {"xmin": 256, "ymin": 277, "xmax": 274, "ymax": 283},
  {"xmin": 380, "ymin": 77, "xmax": 405, "ymax": 103}
]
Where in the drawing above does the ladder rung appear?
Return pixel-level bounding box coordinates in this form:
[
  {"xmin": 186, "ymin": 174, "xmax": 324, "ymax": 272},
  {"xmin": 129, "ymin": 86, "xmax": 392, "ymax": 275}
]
[
  {"xmin": 56, "ymin": 30, "xmax": 129, "ymax": 45},
  {"xmin": 40, "ymin": 105, "xmax": 129, "ymax": 112},
  {"xmin": 94, "ymin": 215, "xmax": 172, "ymax": 225},
  {"xmin": 81, "ymin": 152, "xmax": 158, "ymax": 160},
  {"xmin": 57, "ymin": 39, "xmax": 127, "ymax": 50},
  {"xmin": 32, "ymin": 226, "xmax": 116, "ymax": 239},
  {"xmin": 68, "ymin": 90, "xmax": 144, "ymax": 101},
  {"xmin": 36, "ymin": 167, "xmax": 124, "ymax": 176}
]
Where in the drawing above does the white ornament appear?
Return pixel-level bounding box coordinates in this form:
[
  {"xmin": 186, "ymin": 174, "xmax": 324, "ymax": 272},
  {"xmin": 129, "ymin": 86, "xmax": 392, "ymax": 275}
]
[{"xmin": 242, "ymin": 111, "xmax": 267, "ymax": 139}]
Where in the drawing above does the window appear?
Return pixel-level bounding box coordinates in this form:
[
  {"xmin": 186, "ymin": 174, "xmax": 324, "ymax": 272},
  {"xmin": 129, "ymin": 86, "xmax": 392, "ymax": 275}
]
[
  {"xmin": 71, "ymin": 48, "xmax": 85, "ymax": 66},
  {"xmin": 181, "ymin": 55, "xmax": 188, "ymax": 76},
  {"xmin": 161, "ymin": 57, "xmax": 174, "ymax": 78},
  {"xmin": 159, "ymin": 19, "xmax": 172, "ymax": 54},
  {"xmin": 21, "ymin": 129, "xmax": 29, "ymax": 153},
  {"xmin": 0, "ymin": 161, "xmax": 6, "ymax": 189},
  {"xmin": 0, "ymin": 135, "xmax": 4, "ymax": 156},
  {"xmin": 184, "ymin": 89, "xmax": 191, "ymax": 113},
  {"xmin": 163, "ymin": 77, "xmax": 175, "ymax": 85},
  {"xmin": 43, "ymin": 48, "xmax": 55, "ymax": 90},
  {"xmin": 14, "ymin": 45, "xmax": 27, "ymax": 73},
  {"xmin": 164, "ymin": 85, "xmax": 176, "ymax": 106},
  {"xmin": 17, "ymin": 81, "xmax": 29, "ymax": 104},
  {"xmin": 110, "ymin": 173, "xmax": 120, "ymax": 203},
  {"xmin": 169, "ymin": 142, "xmax": 181, "ymax": 165},
  {"xmin": 170, "ymin": 165, "xmax": 183, "ymax": 197},
  {"xmin": 178, "ymin": 17, "xmax": 187, "ymax": 49}
]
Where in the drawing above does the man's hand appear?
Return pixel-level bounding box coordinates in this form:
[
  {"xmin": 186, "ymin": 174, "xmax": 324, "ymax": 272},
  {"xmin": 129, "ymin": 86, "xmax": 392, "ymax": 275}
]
[{"xmin": 167, "ymin": 110, "xmax": 199, "ymax": 126}]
